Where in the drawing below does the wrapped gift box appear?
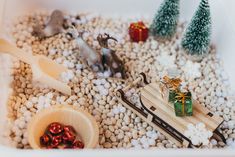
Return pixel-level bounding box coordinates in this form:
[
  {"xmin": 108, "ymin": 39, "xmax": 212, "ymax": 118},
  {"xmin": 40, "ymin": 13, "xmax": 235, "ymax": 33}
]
[
  {"xmin": 174, "ymin": 91, "xmax": 193, "ymax": 117},
  {"xmin": 129, "ymin": 21, "xmax": 149, "ymax": 42}
]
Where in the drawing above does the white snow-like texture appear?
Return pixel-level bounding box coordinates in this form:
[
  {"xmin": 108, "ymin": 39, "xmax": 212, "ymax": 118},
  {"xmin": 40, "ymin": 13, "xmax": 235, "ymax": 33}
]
[
  {"xmin": 131, "ymin": 131, "xmax": 158, "ymax": 149},
  {"xmin": 49, "ymin": 49, "xmax": 57, "ymax": 55},
  {"xmin": 167, "ymin": 68, "xmax": 181, "ymax": 78},
  {"xmin": 27, "ymin": 92, "xmax": 54, "ymax": 111},
  {"xmin": 111, "ymin": 104, "xmax": 126, "ymax": 115},
  {"xmin": 62, "ymin": 50, "xmax": 73, "ymax": 57},
  {"xmin": 97, "ymin": 70, "xmax": 112, "ymax": 78},
  {"xmin": 182, "ymin": 60, "xmax": 201, "ymax": 79},
  {"xmin": 227, "ymin": 139, "xmax": 235, "ymax": 148},
  {"xmin": 60, "ymin": 70, "xmax": 75, "ymax": 83},
  {"xmin": 62, "ymin": 60, "xmax": 75, "ymax": 69},
  {"xmin": 184, "ymin": 123, "xmax": 213, "ymax": 146},
  {"xmin": 156, "ymin": 53, "xmax": 176, "ymax": 69},
  {"xmin": 93, "ymin": 79, "xmax": 110, "ymax": 96}
]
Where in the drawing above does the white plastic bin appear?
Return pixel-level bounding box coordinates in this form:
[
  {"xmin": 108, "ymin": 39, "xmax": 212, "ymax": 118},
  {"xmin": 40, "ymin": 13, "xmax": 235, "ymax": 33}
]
[{"xmin": 0, "ymin": 0, "xmax": 235, "ymax": 156}]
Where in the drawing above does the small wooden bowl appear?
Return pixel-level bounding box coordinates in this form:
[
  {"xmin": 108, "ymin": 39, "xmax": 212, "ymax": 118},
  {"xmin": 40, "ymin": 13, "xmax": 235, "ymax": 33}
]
[{"xmin": 27, "ymin": 105, "xmax": 99, "ymax": 149}]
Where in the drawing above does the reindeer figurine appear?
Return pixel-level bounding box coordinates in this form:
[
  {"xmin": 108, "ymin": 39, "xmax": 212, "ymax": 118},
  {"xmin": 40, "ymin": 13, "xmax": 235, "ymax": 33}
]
[
  {"xmin": 97, "ymin": 33, "xmax": 126, "ymax": 79},
  {"xmin": 68, "ymin": 27, "xmax": 104, "ymax": 72}
]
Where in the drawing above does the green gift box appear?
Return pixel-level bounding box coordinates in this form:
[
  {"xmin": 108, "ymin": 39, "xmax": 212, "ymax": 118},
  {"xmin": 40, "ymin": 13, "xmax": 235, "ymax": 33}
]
[
  {"xmin": 168, "ymin": 90, "xmax": 176, "ymax": 103},
  {"xmin": 174, "ymin": 91, "xmax": 193, "ymax": 117}
]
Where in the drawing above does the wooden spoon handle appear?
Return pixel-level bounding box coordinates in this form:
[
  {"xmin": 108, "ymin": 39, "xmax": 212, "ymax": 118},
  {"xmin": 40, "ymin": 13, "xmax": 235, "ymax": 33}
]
[{"xmin": 0, "ymin": 39, "xmax": 34, "ymax": 64}]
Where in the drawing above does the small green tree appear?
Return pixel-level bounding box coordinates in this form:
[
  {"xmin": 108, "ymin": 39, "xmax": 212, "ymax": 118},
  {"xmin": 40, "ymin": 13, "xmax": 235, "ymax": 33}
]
[
  {"xmin": 150, "ymin": 0, "xmax": 180, "ymax": 39},
  {"xmin": 181, "ymin": 0, "xmax": 211, "ymax": 60}
]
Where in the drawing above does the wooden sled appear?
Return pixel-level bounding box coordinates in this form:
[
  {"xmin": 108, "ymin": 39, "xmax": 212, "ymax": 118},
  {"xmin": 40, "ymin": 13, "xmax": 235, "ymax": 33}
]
[{"xmin": 116, "ymin": 73, "xmax": 226, "ymax": 148}]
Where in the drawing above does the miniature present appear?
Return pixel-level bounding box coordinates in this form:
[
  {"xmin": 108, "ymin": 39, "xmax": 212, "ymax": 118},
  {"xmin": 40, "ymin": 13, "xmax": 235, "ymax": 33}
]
[
  {"xmin": 129, "ymin": 22, "xmax": 149, "ymax": 42},
  {"xmin": 168, "ymin": 90, "xmax": 177, "ymax": 103},
  {"xmin": 174, "ymin": 91, "xmax": 193, "ymax": 117},
  {"xmin": 161, "ymin": 76, "xmax": 182, "ymax": 103}
]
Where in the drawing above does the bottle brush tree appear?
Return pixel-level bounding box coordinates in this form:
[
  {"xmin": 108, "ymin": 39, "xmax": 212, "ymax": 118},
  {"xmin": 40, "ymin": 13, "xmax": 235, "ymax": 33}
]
[
  {"xmin": 181, "ymin": 0, "xmax": 211, "ymax": 61},
  {"xmin": 150, "ymin": 0, "xmax": 180, "ymax": 39}
]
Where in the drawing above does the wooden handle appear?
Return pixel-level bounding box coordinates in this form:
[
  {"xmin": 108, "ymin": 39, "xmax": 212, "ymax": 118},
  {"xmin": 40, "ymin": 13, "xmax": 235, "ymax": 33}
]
[
  {"xmin": 122, "ymin": 77, "xmax": 142, "ymax": 93},
  {"xmin": 0, "ymin": 39, "xmax": 34, "ymax": 64},
  {"xmin": 33, "ymin": 68, "xmax": 71, "ymax": 95},
  {"xmin": 122, "ymin": 73, "xmax": 149, "ymax": 93}
]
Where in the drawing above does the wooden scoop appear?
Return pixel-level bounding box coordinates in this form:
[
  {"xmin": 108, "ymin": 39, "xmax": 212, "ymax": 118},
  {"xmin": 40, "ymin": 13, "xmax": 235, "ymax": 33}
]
[{"xmin": 0, "ymin": 39, "xmax": 71, "ymax": 95}]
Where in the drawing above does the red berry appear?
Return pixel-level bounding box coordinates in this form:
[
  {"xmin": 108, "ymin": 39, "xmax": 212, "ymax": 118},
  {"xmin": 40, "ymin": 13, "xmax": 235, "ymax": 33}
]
[
  {"xmin": 63, "ymin": 144, "xmax": 73, "ymax": 149},
  {"xmin": 62, "ymin": 131, "xmax": 76, "ymax": 144},
  {"xmin": 40, "ymin": 134, "xmax": 52, "ymax": 146},
  {"xmin": 72, "ymin": 140, "xmax": 84, "ymax": 149},
  {"xmin": 48, "ymin": 122, "xmax": 64, "ymax": 135},
  {"xmin": 50, "ymin": 135, "xmax": 62, "ymax": 148},
  {"xmin": 64, "ymin": 125, "xmax": 76, "ymax": 134}
]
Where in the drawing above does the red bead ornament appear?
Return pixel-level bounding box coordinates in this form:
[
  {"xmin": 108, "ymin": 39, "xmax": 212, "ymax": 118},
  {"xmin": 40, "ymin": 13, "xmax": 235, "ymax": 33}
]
[
  {"xmin": 73, "ymin": 140, "xmax": 85, "ymax": 149},
  {"xmin": 129, "ymin": 22, "xmax": 149, "ymax": 42},
  {"xmin": 40, "ymin": 134, "xmax": 52, "ymax": 146},
  {"xmin": 64, "ymin": 125, "xmax": 76, "ymax": 134},
  {"xmin": 62, "ymin": 130, "xmax": 76, "ymax": 144},
  {"xmin": 40, "ymin": 122, "xmax": 85, "ymax": 149},
  {"xmin": 48, "ymin": 122, "xmax": 64, "ymax": 135},
  {"xmin": 50, "ymin": 135, "xmax": 62, "ymax": 148}
]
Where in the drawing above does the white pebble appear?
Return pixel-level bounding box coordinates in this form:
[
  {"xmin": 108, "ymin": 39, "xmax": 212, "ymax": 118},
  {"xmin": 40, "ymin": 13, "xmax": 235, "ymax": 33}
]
[
  {"xmin": 131, "ymin": 139, "xmax": 139, "ymax": 146},
  {"xmin": 49, "ymin": 49, "xmax": 56, "ymax": 55},
  {"xmin": 112, "ymin": 107, "xmax": 120, "ymax": 115},
  {"xmin": 119, "ymin": 107, "xmax": 126, "ymax": 113},
  {"xmin": 210, "ymin": 139, "xmax": 217, "ymax": 146},
  {"xmin": 124, "ymin": 115, "xmax": 130, "ymax": 124},
  {"xmin": 62, "ymin": 50, "xmax": 70, "ymax": 57}
]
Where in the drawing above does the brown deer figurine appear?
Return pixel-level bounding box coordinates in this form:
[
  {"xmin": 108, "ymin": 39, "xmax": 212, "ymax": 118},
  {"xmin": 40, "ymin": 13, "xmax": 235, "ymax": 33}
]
[{"xmin": 97, "ymin": 33, "xmax": 126, "ymax": 79}]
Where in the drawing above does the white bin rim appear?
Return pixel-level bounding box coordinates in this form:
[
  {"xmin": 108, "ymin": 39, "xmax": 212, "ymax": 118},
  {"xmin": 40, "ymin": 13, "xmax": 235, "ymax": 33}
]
[{"xmin": 0, "ymin": 0, "xmax": 235, "ymax": 156}]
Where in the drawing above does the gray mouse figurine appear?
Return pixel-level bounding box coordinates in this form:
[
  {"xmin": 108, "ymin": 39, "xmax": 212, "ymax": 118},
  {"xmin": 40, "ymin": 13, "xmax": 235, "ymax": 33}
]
[{"xmin": 33, "ymin": 10, "xmax": 64, "ymax": 39}]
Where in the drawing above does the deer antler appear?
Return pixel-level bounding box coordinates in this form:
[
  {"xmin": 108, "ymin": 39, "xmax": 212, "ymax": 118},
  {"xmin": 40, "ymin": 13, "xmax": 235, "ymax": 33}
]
[
  {"xmin": 104, "ymin": 33, "xmax": 118, "ymax": 42},
  {"xmin": 97, "ymin": 33, "xmax": 118, "ymax": 48}
]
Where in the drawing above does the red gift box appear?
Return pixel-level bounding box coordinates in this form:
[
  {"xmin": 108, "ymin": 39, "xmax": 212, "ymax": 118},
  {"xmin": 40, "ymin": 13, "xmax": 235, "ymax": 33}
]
[{"xmin": 129, "ymin": 22, "xmax": 149, "ymax": 42}]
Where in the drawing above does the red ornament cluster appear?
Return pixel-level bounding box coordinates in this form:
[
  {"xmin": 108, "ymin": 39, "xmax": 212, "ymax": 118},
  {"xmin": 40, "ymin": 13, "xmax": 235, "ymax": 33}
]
[
  {"xmin": 129, "ymin": 21, "xmax": 149, "ymax": 42},
  {"xmin": 40, "ymin": 122, "xmax": 84, "ymax": 149}
]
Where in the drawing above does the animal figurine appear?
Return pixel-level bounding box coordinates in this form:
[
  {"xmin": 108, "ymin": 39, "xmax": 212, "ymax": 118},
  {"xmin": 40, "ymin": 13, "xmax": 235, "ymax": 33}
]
[
  {"xmin": 68, "ymin": 27, "xmax": 104, "ymax": 72},
  {"xmin": 33, "ymin": 10, "xmax": 64, "ymax": 39},
  {"xmin": 97, "ymin": 33, "xmax": 126, "ymax": 79}
]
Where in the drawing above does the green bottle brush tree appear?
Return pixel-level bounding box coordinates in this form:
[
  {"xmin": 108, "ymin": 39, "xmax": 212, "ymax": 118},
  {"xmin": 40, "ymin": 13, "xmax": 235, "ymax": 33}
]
[
  {"xmin": 150, "ymin": 0, "xmax": 180, "ymax": 40},
  {"xmin": 181, "ymin": 0, "xmax": 212, "ymax": 62}
]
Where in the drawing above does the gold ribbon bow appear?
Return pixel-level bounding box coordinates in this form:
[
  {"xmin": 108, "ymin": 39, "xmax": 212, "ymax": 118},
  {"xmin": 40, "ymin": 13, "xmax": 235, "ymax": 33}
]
[
  {"xmin": 163, "ymin": 76, "xmax": 182, "ymax": 91},
  {"xmin": 175, "ymin": 92, "xmax": 190, "ymax": 115},
  {"xmin": 159, "ymin": 76, "xmax": 182, "ymax": 99},
  {"xmin": 131, "ymin": 22, "xmax": 147, "ymax": 29}
]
